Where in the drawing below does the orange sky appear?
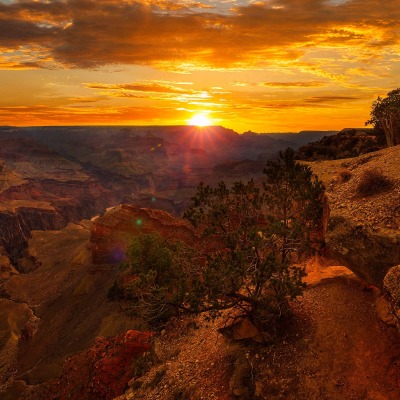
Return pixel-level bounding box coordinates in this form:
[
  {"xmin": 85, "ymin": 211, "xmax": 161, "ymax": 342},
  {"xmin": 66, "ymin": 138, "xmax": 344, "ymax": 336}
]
[{"xmin": 0, "ymin": 0, "xmax": 399, "ymax": 132}]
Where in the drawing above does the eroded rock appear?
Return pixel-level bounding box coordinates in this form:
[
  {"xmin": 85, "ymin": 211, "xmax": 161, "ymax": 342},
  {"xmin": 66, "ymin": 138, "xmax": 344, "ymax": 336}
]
[
  {"xmin": 229, "ymin": 352, "xmax": 255, "ymax": 400},
  {"xmin": 383, "ymin": 265, "xmax": 400, "ymax": 324}
]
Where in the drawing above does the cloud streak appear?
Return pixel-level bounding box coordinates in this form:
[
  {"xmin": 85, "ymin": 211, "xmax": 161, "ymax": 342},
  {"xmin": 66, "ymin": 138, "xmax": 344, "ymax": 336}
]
[
  {"xmin": 260, "ymin": 81, "xmax": 326, "ymax": 88},
  {"xmin": 85, "ymin": 82, "xmax": 198, "ymax": 94}
]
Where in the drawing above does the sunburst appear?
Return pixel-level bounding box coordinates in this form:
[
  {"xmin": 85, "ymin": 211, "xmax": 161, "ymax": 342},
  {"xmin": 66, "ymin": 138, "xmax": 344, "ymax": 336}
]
[{"xmin": 188, "ymin": 113, "xmax": 211, "ymax": 127}]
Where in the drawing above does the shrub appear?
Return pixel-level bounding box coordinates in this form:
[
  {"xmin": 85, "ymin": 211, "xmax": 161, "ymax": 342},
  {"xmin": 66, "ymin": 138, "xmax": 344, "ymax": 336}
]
[
  {"xmin": 356, "ymin": 169, "xmax": 394, "ymax": 197},
  {"xmin": 114, "ymin": 233, "xmax": 197, "ymax": 324},
  {"xmin": 337, "ymin": 168, "xmax": 352, "ymax": 183}
]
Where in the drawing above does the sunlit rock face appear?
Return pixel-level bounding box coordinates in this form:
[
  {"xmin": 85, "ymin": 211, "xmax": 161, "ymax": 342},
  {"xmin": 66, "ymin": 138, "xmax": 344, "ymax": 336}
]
[{"xmin": 91, "ymin": 204, "xmax": 199, "ymax": 265}]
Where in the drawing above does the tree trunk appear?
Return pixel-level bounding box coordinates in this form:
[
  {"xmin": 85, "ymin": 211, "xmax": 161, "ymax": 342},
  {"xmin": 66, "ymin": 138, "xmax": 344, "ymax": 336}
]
[{"xmin": 381, "ymin": 113, "xmax": 400, "ymax": 147}]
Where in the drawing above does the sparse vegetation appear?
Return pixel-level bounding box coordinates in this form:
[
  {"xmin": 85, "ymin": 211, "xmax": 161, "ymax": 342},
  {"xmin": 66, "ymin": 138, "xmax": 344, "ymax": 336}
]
[
  {"xmin": 355, "ymin": 169, "xmax": 394, "ymax": 197},
  {"xmin": 296, "ymin": 128, "xmax": 385, "ymax": 161},
  {"xmin": 111, "ymin": 149, "xmax": 325, "ymax": 332}
]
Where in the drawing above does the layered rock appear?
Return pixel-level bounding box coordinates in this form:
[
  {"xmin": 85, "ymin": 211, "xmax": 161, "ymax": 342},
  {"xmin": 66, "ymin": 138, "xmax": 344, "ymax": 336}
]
[
  {"xmin": 0, "ymin": 136, "xmax": 120, "ymax": 266},
  {"xmin": 1, "ymin": 125, "xmax": 323, "ymax": 268},
  {"xmin": 0, "ymin": 202, "xmax": 65, "ymax": 264},
  {"xmin": 0, "ymin": 300, "xmax": 38, "ymax": 386}
]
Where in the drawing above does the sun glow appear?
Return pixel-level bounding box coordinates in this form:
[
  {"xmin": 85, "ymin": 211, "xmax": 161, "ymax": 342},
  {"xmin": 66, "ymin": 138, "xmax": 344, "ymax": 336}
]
[{"xmin": 188, "ymin": 113, "xmax": 211, "ymax": 127}]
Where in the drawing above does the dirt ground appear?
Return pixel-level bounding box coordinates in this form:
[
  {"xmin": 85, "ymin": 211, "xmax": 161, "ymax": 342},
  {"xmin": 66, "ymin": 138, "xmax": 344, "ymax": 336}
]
[{"xmin": 117, "ymin": 261, "xmax": 400, "ymax": 400}]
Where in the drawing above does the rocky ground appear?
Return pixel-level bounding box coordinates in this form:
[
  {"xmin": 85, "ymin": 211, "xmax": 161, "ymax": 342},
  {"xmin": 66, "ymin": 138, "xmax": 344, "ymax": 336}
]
[
  {"xmin": 115, "ymin": 259, "xmax": 400, "ymax": 400},
  {"xmin": 309, "ymin": 146, "xmax": 400, "ymax": 231}
]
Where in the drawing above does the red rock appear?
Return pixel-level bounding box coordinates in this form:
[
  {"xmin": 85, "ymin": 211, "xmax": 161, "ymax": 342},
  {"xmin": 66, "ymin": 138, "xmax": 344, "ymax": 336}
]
[{"xmin": 43, "ymin": 330, "xmax": 154, "ymax": 400}]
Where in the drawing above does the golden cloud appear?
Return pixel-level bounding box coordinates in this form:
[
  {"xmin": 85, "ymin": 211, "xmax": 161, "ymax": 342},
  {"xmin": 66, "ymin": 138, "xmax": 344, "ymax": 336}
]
[{"xmin": 0, "ymin": 0, "xmax": 399, "ymax": 70}]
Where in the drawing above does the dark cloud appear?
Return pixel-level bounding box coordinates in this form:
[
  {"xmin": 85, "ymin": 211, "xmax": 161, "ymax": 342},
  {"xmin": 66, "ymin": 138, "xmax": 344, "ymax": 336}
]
[
  {"xmin": 0, "ymin": 0, "xmax": 399, "ymax": 69},
  {"xmin": 0, "ymin": 18, "xmax": 56, "ymax": 47}
]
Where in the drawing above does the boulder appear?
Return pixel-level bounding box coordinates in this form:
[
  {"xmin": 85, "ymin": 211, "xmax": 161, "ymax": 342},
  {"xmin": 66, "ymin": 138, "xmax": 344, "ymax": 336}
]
[{"xmin": 218, "ymin": 316, "xmax": 265, "ymax": 343}]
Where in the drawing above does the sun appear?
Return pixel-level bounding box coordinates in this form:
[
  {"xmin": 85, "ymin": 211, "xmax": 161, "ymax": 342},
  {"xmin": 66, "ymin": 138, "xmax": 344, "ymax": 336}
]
[{"xmin": 188, "ymin": 113, "xmax": 211, "ymax": 127}]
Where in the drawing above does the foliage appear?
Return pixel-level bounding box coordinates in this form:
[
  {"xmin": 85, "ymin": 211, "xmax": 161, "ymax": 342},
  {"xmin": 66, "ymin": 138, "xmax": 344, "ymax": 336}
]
[
  {"xmin": 296, "ymin": 129, "xmax": 385, "ymax": 161},
  {"xmin": 184, "ymin": 148, "xmax": 325, "ymax": 328},
  {"xmin": 366, "ymin": 89, "xmax": 400, "ymax": 147},
  {"xmin": 355, "ymin": 169, "xmax": 394, "ymax": 197},
  {"xmin": 112, "ymin": 149, "xmax": 325, "ymax": 330},
  {"xmin": 108, "ymin": 233, "xmax": 200, "ymax": 323}
]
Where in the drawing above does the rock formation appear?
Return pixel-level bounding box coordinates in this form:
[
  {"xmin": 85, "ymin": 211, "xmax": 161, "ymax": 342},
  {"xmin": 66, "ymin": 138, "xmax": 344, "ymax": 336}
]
[
  {"xmin": 91, "ymin": 204, "xmax": 199, "ymax": 265},
  {"xmin": 0, "ymin": 221, "xmax": 137, "ymax": 398},
  {"xmin": 2, "ymin": 126, "xmax": 400, "ymax": 399},
  {"xmin": 383, "ymin": 265, "xmax": 400, "ymax": 324}
]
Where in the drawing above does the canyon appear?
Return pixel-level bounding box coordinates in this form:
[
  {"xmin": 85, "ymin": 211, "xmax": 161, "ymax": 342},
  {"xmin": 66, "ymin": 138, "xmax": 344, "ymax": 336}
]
[{"xmin": 1, "ymin": 126, "xmax": 399, "ymax": 399}]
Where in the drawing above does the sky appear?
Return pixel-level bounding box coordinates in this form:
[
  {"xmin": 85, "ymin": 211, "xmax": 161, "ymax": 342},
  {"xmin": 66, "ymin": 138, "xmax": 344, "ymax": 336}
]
[{"xmin": 0, "ymin": 0, "xmax": 399, "ymax": 133}]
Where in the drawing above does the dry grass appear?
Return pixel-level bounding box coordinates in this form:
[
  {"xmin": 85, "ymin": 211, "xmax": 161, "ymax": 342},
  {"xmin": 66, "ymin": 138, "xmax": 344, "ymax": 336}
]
[
  {"xmin": 337, "ymin": 168, "xmax": 352, "ymax": 183},
  {"xmin": 356, "ymin": 169, "xmax": 394, "ymax": 197}
]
